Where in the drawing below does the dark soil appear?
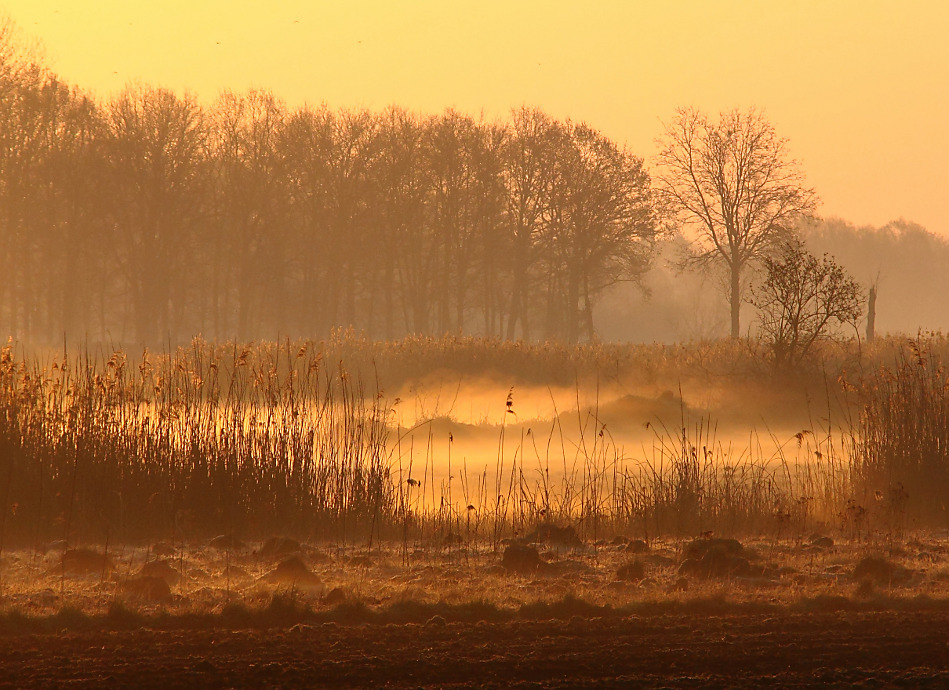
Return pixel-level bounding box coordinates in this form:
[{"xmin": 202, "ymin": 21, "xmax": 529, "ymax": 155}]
[{"xmin": 2, "ymin": 610, "xmax": 949, "ymax": 687}]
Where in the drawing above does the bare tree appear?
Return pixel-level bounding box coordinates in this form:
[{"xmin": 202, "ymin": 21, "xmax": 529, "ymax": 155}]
[
  {"xmin": 209, "ymin": 89, "xmax": 288, "ymax": 339},
  {"xmin": 655, "ymin": 107, "xmax": 818, "ymax": 337},
  {"xmin": 501, "ymin": 107, "xmax": 563, "ymax": 340},
  {"xmin": 104, "ymin": 86, "xmax": 208, "ymax": 343},
  {"xmin": 374, "ymin": 107, "xmax": 429, "ymax": 337},
  {"xmin": 751, "ymin": 237, "xmax": 864, "ymax": 370},
  {"xmin": 542, "ymin": 122, "xmax": 657, "ymax": 342}
]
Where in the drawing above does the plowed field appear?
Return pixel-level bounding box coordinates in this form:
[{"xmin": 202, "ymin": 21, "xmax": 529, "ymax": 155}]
[{"xmin": 3, "ymin": 610, "xmax": 949, "ymax": 688}]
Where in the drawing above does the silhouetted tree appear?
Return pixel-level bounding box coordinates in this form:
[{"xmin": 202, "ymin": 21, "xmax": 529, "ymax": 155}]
[
  {"xmin": 541, "ymin": 122, "xmax": 657, "ymax": 342},
  {"xmin": 30, "ymin": 77, "xmax": 104, "ymax": 342},
  {"xmin": 467, "ymin": 119, "xmax": 508, "ymax": 337},
  {"xmin": 280, "ymin": 107, "xmax": 379, "ymax": 335},
  {"xmin": 279, "ymin": 104, "xmax": 336, "ymax": 334},
  {"xmin": 373, "ymin": 107, "xmax": 429, "ymax": 337},
  {"xmin": 655, "ymin": 107, "xmax": 818, "ymax": 338},
  {"xmin": 209, "ymin": 89, "xmax": 289, "ymax": 339},
  {"xmin": 502, "ymin": 108, "xmax": 563, "ymax": 340},
  {"xmin": 103, "ymin": 86, "xmax": 209, "ymax": 343},
  {"xmin": 751, "ymin": 237, "xmax": 863, "ymax": 370},
  {"xmin": 0, "ymin": 29, "xmax": 46, "ymax": 338},
  {"xmin": 0, "ymin": 20, "xmax": 672, "ymax": 346}
]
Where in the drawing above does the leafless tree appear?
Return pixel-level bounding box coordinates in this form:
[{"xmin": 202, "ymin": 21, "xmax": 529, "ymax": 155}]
[
  {"xmin": 104, "ymin": 86, "xmax": 208, "ymax": 343},
  {"xmin": 501, "ymin": 107, "xmax": 563, "ymax": 340},
  {"xmin": 655, "ymin": 107, "xmax": 818, "ymax": 337},
  {"xmin": 209, "ymin": 89, "xmax": 288, "ymax": 339},
  {"xmin": 751, "ymin": 237, "xmax": 863, "ymax": 370},
  {"xmin": 542, "ymin": 122, "xmax": 657, "ymax": 342},
  {"xmin": 1, "ymin": 21, "xmax": 670, "ymax": 347}
]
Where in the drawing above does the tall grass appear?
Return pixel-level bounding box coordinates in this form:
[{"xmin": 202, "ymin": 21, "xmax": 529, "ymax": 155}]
[
  {"xmin": 0, "ymin": 339, "xmax": 393, "ymax": 546},
  {"xmin": 387, "ymin": 400, "xmax": 851, "ymax": 547},
  {"xmin": 3, "ymin": 333, "xmax": 944, "ymax": 551},
  {"xmin": 851, "ymin": 335, "xmax": 949, "ymax": 526}
]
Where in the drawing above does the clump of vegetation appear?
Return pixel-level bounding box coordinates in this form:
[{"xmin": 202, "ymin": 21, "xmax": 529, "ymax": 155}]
[
  {"xmin": 678, "ymin": 538, "xmax": 755, "ymax": 580},
  {"xmin": 0, "ymin": 339, "xmax": 394, "ymax": 545},
  {"xmin": 615, "ymin": 560, "xmax": 645, "ymax": 582},
  {"xmin": 502, "ymin": 544, "xmax": 542, "ymax": 575},
  {"xmin": 852, "ymin": 555, "xmax": 913, "ymax": 587},
  {"xmin": 852, "ymin": 336, "xmax": 949, "ymax": 525},
  {"xmin": 3, "ymin": 333, "xmax": 949, "ymax": 557}
]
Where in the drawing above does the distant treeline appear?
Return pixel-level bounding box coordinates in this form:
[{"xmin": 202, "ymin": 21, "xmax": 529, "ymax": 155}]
[
  {"xmin": 0, "ymin": 29, "xmax": 659, "ymax": 346},
  {"xmin": 803, "ymin": 218, "xmax": 949, "ymax": 338},
  {"xmin": 3, "ymin": 22, "xmax": 948, "ymax": 348}
]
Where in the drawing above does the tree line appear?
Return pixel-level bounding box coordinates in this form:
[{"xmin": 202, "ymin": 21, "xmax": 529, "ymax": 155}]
[
  {"xmin": 3, "ymin": 20, "xmax": 880, "ymax": 358},
  {"xmin": 0, "ymin": 26, "xmax": 660, "ymax": 346}
]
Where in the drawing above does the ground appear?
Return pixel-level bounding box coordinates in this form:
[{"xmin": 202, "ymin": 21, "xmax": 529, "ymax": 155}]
[
  {"xmin": 3, "ymin": 534, "xmax": 949, "ymax": 687},
  {"xmin": 3, "ymin": 610, "xmax": 949, "ymax": 687}
]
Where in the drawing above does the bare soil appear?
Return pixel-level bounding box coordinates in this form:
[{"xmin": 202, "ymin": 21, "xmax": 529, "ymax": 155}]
[
  {"xmin": 2, "ymin": 609, "xmax": 949, "ymax": 688},
  {"xmin": 5, "ymin": 535, "xmax": 949, "ymax": 687}
]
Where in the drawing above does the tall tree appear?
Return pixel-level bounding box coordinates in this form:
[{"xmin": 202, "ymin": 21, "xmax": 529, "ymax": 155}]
[
  {"xmin": 655, "ymin": 107, "xmax": 818, "ymax": 337},
  {"xmin": 0, "ymin": 25, "xmax": 46, "ymax": 338},
  {"xmin": 103, "ymin": 86, "xmax": 208, "ymax": 343},
  {"xmin": 279, "ymin": 104, "xmax": 335, "ymax": 335},
  {"xmin": 467, "ymin": 120, "xmax": 508, "ymax": 337},
  {"xmin": 501, "ymin": 108, "xmax": 562, "ymax": 340},
  {"xmin": 209, "ymin": 90, "xmax": 288, "ymax": 339},
  {"xmin": 542, "ymin": 122, "xmax": 658, "ymax": 342},
  {"xmin": 425, "ymin": 109, "xmax": 484, "ymax": 334},
  {"xmin": 373, "ymin": 107, "xmax": 428, "ymax": 337},
  {"xmin": 30, "ymin": 77, "xmax": 105, "ymax": 342}
]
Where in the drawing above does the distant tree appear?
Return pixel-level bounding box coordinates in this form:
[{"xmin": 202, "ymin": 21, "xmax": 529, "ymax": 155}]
[
  {"xmin": 803, "ymin": 217, "xmax": 949, "ymax": 335},
  {"xmin": 466, "ymin": 119, "xmax": 508, "ymax": 337},
  {"xmin": 424, "ymin": 109, "xmax": 480, "ymax": 334},
  {"xmin": 655, "ymin": 107, "xmax": 818, "ymax": 337},
  {"xmin": 0, "ymin": 22, "xmax": 46, "ymax": 338},
  {"xmin": 751, "ymin": 238, "xmax": 864, "ymax": 370},
  {"xmin": 279, "ymin": 104, "xmax": 337, "ymax": 334},
  {"xmin": 501, "ymin": 107, "xmax": 563, "ymax": 340},
  {"xmin": 103, "ymin": 86, "xmax": 208, "ymax": 343},
  {"xmin": 542, "ymin": 122, "xmax": 658, "ymax": 342},
  {"xmin": 279, "ymin": 106, "xmax": 379, "ymax": 336},
  {"xmin": 28, "ymin": 76, "xmax": 105, "ymax": 342},
  {"xmin": 209, "ymin": 89, "xmax": 288, "ymax": 339},
  {"xmin": 373, "ymin": 107, "xmax": 429, "ymax": 337},
  {"xmin": 0, "ymin": 22, "xmax": 105, "ymax": 343}
]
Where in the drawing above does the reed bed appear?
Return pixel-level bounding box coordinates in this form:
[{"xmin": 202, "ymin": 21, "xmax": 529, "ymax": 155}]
[
  {"xmin": 1, "ymin": 334, "xmax": 946, "ymax": 553},
  {"xmin": 240, "ymin": 329, "xmax": 949, "ymax": 391},
  {"xmin": 849, "ymin": 335, "xmax": 949, "ymax": 527},
  {"xmin": 386, "ymin": 408, "xmax": 852, "ymax": 549},
  {"xmin": 0, "ymin": 339, "xmax": 392, "ymax": 547}
]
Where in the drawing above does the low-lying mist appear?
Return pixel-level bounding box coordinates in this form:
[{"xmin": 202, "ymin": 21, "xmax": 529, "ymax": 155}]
[
  {"xmin": 386, "ymin": 373, "xmax": 829, "ymax": 513},
  {"xmin": 2, "ymin": 334, "xmax": 943, "ymax": 546}
]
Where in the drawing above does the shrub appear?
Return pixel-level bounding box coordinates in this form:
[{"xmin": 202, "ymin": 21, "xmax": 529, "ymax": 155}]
[{"xmin": 854, "ymin": 336, "xmax": 949, "ymax": 525}]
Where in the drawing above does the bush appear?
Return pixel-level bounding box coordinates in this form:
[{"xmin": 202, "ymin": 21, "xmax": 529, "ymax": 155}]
[{"xmin": 855, "ymin": 336, "xmax": 949, "ymax": 524}]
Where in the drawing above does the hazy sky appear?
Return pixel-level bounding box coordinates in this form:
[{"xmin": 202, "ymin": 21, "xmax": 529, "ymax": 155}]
[{"xmin": 4, "ymin": 1, "xmax": 948, "ymax": 234}]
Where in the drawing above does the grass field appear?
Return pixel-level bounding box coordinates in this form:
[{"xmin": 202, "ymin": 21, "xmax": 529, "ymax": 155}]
[
  {"xmin": 0, "ymin": 332, "xmax": 948, "ymax": 614},
  {"xmin": 3, "ymin": 333, "xmax": 949, "ymax": 684}
]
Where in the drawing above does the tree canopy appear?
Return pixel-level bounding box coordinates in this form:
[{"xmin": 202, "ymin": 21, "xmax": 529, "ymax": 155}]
[
  {"xmin": 0, "ymin": 37, "xmax": 660, "ymax": 345},
  {"xmin": 654, "ymin": 107, "xmax": 818, "ymax": 337}
]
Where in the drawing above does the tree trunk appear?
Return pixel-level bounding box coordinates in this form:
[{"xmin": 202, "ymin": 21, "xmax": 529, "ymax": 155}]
[
  {"xmin": 506, "ymin": 235, "xmax": 529, "ymax": 340},
  {"xmin": 730, "ymin": 263, "xmax": 741, "ymax": 338},
  {"xmin": 866, "ymin": 285, "xmax": 877, "ymax": 342},
  {"xmin": 581, "ymin": 274, "xmax": 595, "ymax": 343}
]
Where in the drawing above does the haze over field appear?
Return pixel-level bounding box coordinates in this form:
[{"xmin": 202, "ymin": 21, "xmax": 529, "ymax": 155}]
[
  {"xmin": 6, "ymin": 9, "xmax": 949, "ymax": 685},
  {"xmin": 5, "ymin": 0, "xmax": 948, "ymax": 236},
  {"xmin": 2, "ymin": 1, "xmax": 948, "ymax": 345}
]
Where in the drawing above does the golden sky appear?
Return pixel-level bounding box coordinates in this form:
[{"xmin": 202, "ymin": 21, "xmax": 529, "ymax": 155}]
[{"xmin": 4, "ymin": 0, "xmax": 948, "ymax": 234}]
